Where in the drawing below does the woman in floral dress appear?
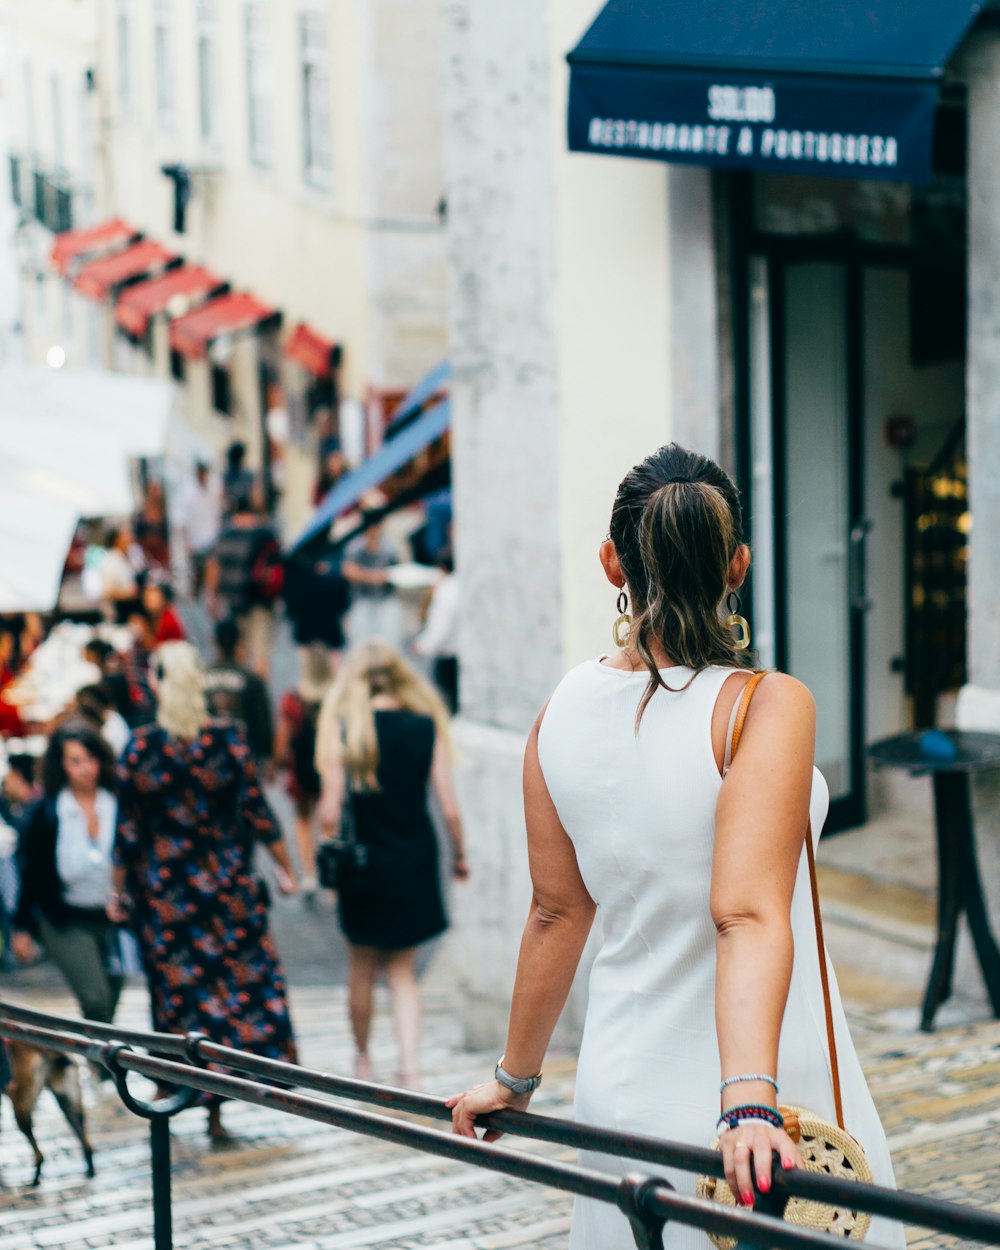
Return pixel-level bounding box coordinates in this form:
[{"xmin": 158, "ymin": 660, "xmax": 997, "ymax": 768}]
[{"xmin": 111, "ymin": 642, "xmax": 298, "ymax": 1139}]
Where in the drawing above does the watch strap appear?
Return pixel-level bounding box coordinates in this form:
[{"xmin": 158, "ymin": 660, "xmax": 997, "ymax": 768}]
[{"xmin": 494, "ymin": 1061, "xmax": 542, "ymax": 1094}]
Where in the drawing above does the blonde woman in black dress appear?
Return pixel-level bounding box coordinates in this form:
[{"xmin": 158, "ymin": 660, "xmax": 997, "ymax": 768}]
[{"xmin": 316, "ymin": 640, "xmax": 468, "ymax": 1087}]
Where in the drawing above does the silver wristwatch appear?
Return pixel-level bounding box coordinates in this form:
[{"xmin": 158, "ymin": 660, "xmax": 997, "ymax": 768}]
[{"xmin": 494, "ymin": 1060, "xmax": 542, "ymax": 1094}]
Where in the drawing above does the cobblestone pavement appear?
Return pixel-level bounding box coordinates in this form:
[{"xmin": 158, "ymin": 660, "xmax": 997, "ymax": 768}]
[{"xmin": 2, "ymin": 976, "xmax": 999, "ymax": 1250}]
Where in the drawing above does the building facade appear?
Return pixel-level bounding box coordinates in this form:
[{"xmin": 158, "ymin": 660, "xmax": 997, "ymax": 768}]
[
  {"xmin": 2, "ymin": 0, "xmax": 449, "ymax": 532},
  {"xmin": 444, "ymin": 0, "xmax": 1000, "ymax": 1044}
]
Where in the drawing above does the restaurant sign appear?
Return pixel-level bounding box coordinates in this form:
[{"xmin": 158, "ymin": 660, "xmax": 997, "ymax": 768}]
[{"xmin": 568, "ymin": 66, "xmax": 940, "ymax": 183}]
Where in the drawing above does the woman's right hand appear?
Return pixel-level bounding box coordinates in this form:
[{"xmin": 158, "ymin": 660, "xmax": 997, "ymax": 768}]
[
  {"xmin": 446, "ymin": 1079, "xmax": 532, "ymax": 1141},
  {"xmin": 718, "ymin": 1119, "xmax": 799, "ymax": 1205}
]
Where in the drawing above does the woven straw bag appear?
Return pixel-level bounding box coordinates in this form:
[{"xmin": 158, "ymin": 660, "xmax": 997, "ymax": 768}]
[{"xmin": 695, "ymin": 672, "xmax": 873, "ymax": 1246}]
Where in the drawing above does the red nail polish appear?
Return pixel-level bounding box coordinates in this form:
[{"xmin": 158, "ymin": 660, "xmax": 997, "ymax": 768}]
[
  {"xmin": 759, "ymin": 1175, "xmax": 771, "ymax": 1194},
  {"xmin": 782, "ymin": 1156, "xmax": 794, "ymax": 1169},
  {"xmin": 742, "ymin": 1190, "xmax": 754, "ymax": 1206}
]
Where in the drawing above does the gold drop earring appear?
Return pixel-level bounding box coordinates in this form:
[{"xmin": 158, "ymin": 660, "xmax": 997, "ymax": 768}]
[
  {"xmin": 613, "ymin": 589, "xmax": 631, "ymax": 649},
  {"xmin": 725, "ymin": 591, "xmax": 750, "ymax": 651}
]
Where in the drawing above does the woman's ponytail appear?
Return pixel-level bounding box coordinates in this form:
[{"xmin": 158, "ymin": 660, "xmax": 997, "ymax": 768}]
[{"xmin": 609, "ymin": 444, "xmax": 751, "ymax": 725}]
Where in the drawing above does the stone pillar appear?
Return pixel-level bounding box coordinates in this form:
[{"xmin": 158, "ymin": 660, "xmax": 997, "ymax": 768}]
[{"xmin": 442, "ymin": 0, "xmax": 565, "ymax": 1047}]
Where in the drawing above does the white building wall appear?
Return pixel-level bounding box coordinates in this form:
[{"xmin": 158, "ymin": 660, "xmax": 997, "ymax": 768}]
[
  {"xmin": 444, "ymin": 0, "xmax": 720, "ymax": 1047},
  {"xmin": 0, "ymin": 0, "xmax": 101, "ymax": 371},
  {"xmin": 4, "ymin": 0, "xmax": 448, "ymax": 530}
]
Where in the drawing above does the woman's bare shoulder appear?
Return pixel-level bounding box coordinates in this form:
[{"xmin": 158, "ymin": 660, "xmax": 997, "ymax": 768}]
[{"xmin": 750, "ymin": 671, "xmax": 815, "ymax": 715}]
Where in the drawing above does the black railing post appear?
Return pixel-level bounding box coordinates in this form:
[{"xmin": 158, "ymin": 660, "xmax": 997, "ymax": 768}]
[
  {"xmin": 150, "ymin": 1116, "xmax": 173, "ymax": 1250},
  {"xmin": 618, "ymin": 1173, "xmax": 669, "ymax": 1250},
  {"xmin": 103, "ymin": 1041, "xmax": 197, "ymax": 1250}
]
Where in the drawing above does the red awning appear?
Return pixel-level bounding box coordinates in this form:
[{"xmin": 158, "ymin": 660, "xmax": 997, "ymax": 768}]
[
  {"xmin": 115, "ymin": 265, "xmax": 226, "ymax": 339},
  {"xmin": 168, "ymin": 291, "xmax": 280, "ymax": 360},
  {"xmin": 73, "ymin": 240, "xmax": 178, "ymax": 302},
  {"xmin": 283, "ymin": 322, "xmax": 340, "ymax": 379},
  {"xmin": 51, "ymin": 218, "xmax": 139, "ymax": 275}
]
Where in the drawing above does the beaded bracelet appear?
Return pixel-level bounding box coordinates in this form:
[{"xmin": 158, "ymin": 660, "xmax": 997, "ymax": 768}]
[
  {"xmin": 719, "ymin": 1073, "xmax": 778, "ymax": 1094},
  {"xmin": 716, "ymin": 1104, "xmax": 785, "ymax": 1133}
]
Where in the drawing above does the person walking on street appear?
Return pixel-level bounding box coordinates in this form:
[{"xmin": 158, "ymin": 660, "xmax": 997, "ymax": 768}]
[
  {"xmin": 220, "ymin": 442, "xmax": 255, "ymax": 521},
  {"xmin": 315, "ymin": 640, "xmax": 468, "ymax": 1088},
  {"xmin": 175, "ymin": 461, "xmax": 222, "ymax": 598},
  {"xmin": 203, "ymin": 619, "xmax": 274, "ymax": 767},
  {"xmin": 111, "ymin": 642, "xmax": 298, "ymax": 1141},
  {"xmin": 120, "ymin": 611, "xmax": 157, "ymax": 728},
  {"xmin": 445, "ymin": 443, "xmax": 903, "ymax": 1250},
  {"xmin": 282, "ymin": 553, "xmax": 349, "ymax": 676},
  {"xmin": 341, "ymin": 522, "xmax": 399, "ymax": 645},
  {"xmin": 412, "ymin": 549, "xmax": 459, "ymax": 713},
  {"xmin": 12, "ymin": 721, "xmax": 123, "ymax": 1024},
  {"xmin": 72, "ymin": 683, "xmax": 132, "ymax": 758},
  {"xmin": 205, "ymin": 487, "xmax": 283, "ymax": 680},
  {"xmin": 132, "ymin": 480, "xmax": 171, "ymax": 571},
  {"xmin": 141, "ymin": 574, "xmax": 186, "ymax": 645},
  {"xmin": 273, "ymin": 646, "xmax": 333, "ymax": 898},
  {"xmin": 82, "ymin": 639, "xmax": 133, "ymax": 726},
  {"xmin": 100, "ymin": 527, "xmax": 140, "ymax": 622},
  {"xmin": 0, "ymin": 754, "xmax": 38, "ymax": 968}
]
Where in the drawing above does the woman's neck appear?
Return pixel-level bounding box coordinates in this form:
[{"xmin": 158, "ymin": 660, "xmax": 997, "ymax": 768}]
[
  {"xmin": 371, "ymin": 694, "xmax": 401, "ymax": 710},
  {"xmin": 69, "ymin": 785, "xmax": 98, "ymax": 804},
  {"xmin": 604, "ymin": 644, "xmax": 679, "ymax": 672}
]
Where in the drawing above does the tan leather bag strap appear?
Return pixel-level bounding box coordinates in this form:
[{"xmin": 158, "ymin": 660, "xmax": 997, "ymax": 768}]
[{"xmin": 728, "ymin": 672, "xmax": 845, "ymax": 1130}]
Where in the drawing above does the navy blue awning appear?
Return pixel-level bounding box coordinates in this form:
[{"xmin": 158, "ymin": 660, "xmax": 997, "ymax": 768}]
[
  {"xmin": 567, "ymin": 1, "xmax": 983, "ymax": 183},
  {"xmin": 385, "ymin": 360, "xmax": 451, "ymax": 438},
  {"xmin": 288, "ymin": 399, "xmax": 451, "ymax": 553}
]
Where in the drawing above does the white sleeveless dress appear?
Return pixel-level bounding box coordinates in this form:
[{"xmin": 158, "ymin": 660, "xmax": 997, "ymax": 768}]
[{"xmin": 537, "ymin": 660, "xmax": 904, "ymax": 1250}]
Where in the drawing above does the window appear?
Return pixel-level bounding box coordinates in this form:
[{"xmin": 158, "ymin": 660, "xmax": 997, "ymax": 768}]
[
  {"xmin": 300, "ymin": 12, "xmax": 333, "ymax": 187},
  {"xmin": 116, "ymin": 0, "xmax": 134, "ymax": 114},
  {"xmin": 244, "ymin": 2, "xmax": 273, "ymax": 168},
  {"xmin": 211, "ymin": 363, "xmax": 232, "ymax": 414},
  {"xmin": 196, "ymin": 0, "xmax": 221, "ymax": 144},
  {"xmin": 154, "ymin": 0, "xmax": 175, "ymax": 132}
]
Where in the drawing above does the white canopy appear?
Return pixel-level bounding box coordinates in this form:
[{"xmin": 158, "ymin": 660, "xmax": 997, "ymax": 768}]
[{"xmin": 0, "ymin": 366, "xmax": 175, "ymax": 612}]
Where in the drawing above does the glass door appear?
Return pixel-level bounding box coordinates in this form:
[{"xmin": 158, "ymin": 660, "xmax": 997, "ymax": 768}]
[{"xmin": 751, "ymin": 257, "xmax": 866, "ymax": 830}]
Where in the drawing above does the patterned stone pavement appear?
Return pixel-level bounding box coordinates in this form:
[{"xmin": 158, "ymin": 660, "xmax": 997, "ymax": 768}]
[{"xmin": 2, "ymin": 973, "xmax": 999, "ymax": 1250}]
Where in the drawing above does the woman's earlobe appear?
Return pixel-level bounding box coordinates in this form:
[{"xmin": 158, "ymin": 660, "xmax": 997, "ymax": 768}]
[{"xmin": 599, "ymin": 539, "xmax": 625, "ymax": 588}]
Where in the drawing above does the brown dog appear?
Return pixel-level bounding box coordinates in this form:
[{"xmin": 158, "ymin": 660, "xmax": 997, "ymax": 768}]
[{"xmin": 2, "ymin": 1041, "xmax": 95, "ymax": 1185}]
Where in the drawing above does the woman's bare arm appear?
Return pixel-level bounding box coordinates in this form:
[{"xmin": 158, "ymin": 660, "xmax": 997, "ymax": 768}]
[
  {"xmin": 712, "ymin": 672, "xmax": 815, "ymax": 1200},
  {"xmin": 449, "ymin": 708, "xmax": 596, "ymax": 1137}
]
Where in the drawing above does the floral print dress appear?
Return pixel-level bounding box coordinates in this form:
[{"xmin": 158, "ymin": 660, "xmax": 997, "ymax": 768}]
[{"xmin": 114, "ymin": 722, "xmax": 297, "ymax": 1074}]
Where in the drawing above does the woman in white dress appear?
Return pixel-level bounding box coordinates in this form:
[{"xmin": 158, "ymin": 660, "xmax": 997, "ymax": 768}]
[{"xmin": 448, "ymin": 444, "xmax": 903, "ymax": 1249}]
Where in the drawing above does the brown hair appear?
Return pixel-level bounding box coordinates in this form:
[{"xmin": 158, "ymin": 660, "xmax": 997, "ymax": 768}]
[
  {"xmin": 609, "ymin": 443, "xmax": 752, "ymax": 724},
  {"xmin": 42, "ymin": 719, "xmax": 118, "ymax": 798}
]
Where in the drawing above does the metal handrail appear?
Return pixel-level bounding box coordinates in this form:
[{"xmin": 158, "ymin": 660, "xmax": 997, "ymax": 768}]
[{"xmin": 3, "ymin": 1002, "xmax": 999, "ymax": 1250}]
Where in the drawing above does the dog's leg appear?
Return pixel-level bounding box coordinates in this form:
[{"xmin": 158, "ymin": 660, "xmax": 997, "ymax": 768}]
[
  {"xmin": 11, "ymin": 1099, "xmax": 44, "ymax": 1186},
  {"xmin": 49, "ymin": 1061, "xmax": 95, "ymax": 1178},
  {"xmin": 8, "ymin": 1045, "xmax": 46, "ymax": 1186}
]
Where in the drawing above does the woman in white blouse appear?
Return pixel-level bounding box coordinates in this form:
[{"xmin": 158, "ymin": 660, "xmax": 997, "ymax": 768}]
[{"xmin": 12, "ymin": 721, "xmax": 123, "ymax": 1023}]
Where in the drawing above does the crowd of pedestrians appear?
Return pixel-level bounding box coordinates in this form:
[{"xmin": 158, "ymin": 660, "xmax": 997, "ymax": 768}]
[{"xmin": 0, "ymin": 437, "xmax": 466, "ymax": 1124}]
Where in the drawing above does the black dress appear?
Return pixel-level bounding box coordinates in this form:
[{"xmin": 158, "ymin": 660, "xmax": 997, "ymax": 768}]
[{"xmin": 339, "ymin": 710, "xmax": 447, "ymax": 950}]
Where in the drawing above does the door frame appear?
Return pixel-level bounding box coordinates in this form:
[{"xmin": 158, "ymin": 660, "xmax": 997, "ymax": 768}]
[
  {"xmin": 729, "ymin": 173, "xmax": 958, "ymax": 832},
  {"xmin": 769, "ymin": 253, "xmax": 866, "ymax": 831}
]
